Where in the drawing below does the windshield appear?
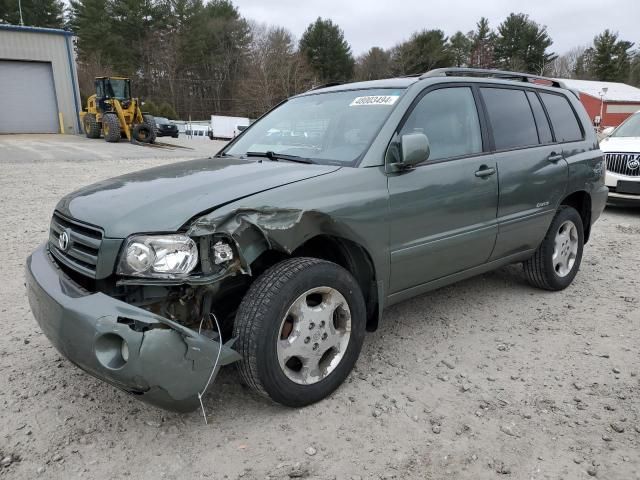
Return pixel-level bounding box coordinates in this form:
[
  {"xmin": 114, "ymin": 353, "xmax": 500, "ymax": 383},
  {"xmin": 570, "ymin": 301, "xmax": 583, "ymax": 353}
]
[
  {"xmin": 106, "ymin": 79, "xmax": 130, "ymax": 99},
  {"xmin": 612, "ymin": 113, "xmax": 640, "ymax": 137},
  {"xmin": 156, "ymin": 117, "xmax": 170, "ymax": 124},
  {"xmin": 223, "ymin": 88, "xmax": 405, "ymax": 166}
]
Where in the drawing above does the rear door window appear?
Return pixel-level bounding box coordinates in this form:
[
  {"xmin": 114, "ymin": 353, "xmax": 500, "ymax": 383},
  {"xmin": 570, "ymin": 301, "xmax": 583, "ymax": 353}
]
[
  {"xmin": 526, "ymin": 91, "xmax": 553, "ymax": 144},
  {"xmin": 481, "ymin": 87, "xmax": 539, "ymax": 150},
  {"xmin": 539, "ymin": 93, "xmax": 583, "ymax": 142},
  {"xmin": 400, "ymin": 87, "xmax": 483, "ymax": 161}
]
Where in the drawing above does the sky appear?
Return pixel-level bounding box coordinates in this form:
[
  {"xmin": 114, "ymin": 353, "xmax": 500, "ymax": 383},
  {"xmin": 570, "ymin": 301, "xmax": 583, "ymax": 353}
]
[{"xmin": 233, "ymin": 0, "xmax": 639, "ymax": 56}]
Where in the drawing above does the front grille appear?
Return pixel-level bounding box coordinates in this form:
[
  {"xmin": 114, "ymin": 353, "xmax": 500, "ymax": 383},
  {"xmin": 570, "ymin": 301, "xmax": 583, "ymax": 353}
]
[
  {"xmin": 605, "ymin": 152, "xmax": 640, "ymax": 177},
  {"xmin": 49, "ymin": 212, "xmax": 103, "ymax": 278}
]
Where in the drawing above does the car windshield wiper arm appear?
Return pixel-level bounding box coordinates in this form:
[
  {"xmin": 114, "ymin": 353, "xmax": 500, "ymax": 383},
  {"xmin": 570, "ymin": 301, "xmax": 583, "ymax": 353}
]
[{"xmin": 245, "ymin": 151, "xmax": 313, "ymax": 164}]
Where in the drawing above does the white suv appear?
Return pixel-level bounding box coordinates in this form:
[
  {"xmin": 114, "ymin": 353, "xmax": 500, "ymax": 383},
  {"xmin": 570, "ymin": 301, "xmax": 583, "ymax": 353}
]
[{"xmin": 600, "ymin": 111, "xmax": 640, "ymax": 204}]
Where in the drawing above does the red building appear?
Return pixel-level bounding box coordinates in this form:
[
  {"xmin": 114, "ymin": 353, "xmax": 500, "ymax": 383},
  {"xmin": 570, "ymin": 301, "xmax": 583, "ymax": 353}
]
[{"xmin": 556, "ymin": 78, "xmax": 640, "ymax": 128}]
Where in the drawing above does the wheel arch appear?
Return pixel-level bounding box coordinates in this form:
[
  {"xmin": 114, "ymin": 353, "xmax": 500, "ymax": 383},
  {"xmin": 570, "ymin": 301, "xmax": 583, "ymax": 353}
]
[
  {"xmin": 250, "ymin": 234, "xmax": 380, "ymax": 332},
  {"xmin": 560, "ymin": 190, "xmax": 592, "ymax": 243},
  {"xmin": 187, "ymin": 208, "xmax": 382, "ymax": 332}
]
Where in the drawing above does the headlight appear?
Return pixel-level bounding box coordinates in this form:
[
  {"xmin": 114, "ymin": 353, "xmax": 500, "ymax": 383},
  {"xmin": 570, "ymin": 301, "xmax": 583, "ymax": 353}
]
[{"xmin": 117, "ymin": 234, "xmax": 198, "ymax": 278}]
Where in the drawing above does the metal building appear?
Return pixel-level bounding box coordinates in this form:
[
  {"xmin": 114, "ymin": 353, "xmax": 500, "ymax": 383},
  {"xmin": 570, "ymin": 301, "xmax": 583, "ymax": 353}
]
[{"xmin": 0, "ymin": 24, "xmax": 81, "ymax": 134}]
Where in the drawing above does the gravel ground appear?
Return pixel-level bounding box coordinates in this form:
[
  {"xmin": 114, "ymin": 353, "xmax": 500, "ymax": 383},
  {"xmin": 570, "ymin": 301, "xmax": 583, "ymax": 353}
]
[{"xmin": 0, "ymin": 137, "xmax": 639, "ymax": 479}]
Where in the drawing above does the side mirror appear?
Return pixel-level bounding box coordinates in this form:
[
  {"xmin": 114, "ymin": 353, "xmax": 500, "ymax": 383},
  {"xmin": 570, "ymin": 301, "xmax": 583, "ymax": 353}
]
[{"xmin": 397, "ymin": 133, "xmax": 430, "ymax": 169}]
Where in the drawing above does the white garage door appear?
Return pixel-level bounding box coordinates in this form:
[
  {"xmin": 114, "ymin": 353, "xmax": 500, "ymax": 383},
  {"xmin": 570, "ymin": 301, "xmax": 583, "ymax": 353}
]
[{"xmin": 0, "ymin": 60, "xmax": 59, "ymax": 134}]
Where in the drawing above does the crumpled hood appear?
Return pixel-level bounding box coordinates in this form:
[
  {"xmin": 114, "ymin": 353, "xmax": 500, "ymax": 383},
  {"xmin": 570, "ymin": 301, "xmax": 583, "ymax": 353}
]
[
  {"xmin": 600, "ymin": 136, "xmax": 640, "ymax": 153},
  {"xmin": 56, "ymin": 157, "xmax": 340, "ymax": 238}
]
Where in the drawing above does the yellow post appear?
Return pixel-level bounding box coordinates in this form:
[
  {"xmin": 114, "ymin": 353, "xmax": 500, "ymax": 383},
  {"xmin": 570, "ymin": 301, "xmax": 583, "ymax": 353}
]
[{"xmin": 58, "ymin": 112, "xmax": 65, "ymax": 134}]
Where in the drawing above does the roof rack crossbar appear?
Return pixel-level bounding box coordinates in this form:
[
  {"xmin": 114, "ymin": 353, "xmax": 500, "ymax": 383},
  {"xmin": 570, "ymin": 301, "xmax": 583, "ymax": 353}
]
[
  {"xmin": 307, "ymin": 81, "xmax": 344, "ymax": 92},
  {"xmin": 420, "ymin": 68, "xmax": 563, "ymax": 88}
]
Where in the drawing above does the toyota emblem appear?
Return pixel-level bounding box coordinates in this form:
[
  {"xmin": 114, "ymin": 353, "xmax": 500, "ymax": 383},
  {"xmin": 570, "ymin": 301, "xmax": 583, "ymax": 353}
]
[
  {"xmin": 628, "ymin": 157, "xmax": 640, "ymax": 170},
  {"xmin": 58, "ymin": 231, "xmax": 70, "ymax": 251}
]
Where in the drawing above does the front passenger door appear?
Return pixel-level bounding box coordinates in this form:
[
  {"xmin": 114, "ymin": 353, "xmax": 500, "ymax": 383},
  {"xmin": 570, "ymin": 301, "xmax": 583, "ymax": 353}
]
[{"xmin": 387, "ymin": 86, "xmax": 498, "ymax": 294}]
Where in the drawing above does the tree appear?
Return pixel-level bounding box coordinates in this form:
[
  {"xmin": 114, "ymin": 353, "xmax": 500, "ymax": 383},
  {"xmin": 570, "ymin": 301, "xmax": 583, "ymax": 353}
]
[
  {"xmin": 584, "ymin": 30, "xmax": 634, "ymax": 82},
  {"xmin": 629, "ymin": 52, "xmax": 640, "ymax": 87},
  {"xmin": 0, "ymin": 0, "xmax": 64, "ymax": 28},
  {"xmin": 547, "ymin": 46, "xmax": 587, "ymax": 78},
  {"xmin": 237, "ymin": 23, "xmax": 313, "ymax": 117},
  {"xmin": 299, "ymin": 17, "xmax": 354, "ymax": 83},
  {"xmin": 494, "ymin": 13, "xmax": 556, "ymax": 73},
  {"xmin": 391, "ymin": 29, "xmax": 453, "ymax": 75},
  {"xmin": 469, "ymin": 17, "xmax": 495, "ymax": 69},
  {"xmin": 355, "ymin": 47, "xmax": 391, "ymax": 81},
  {"xmin": 449, "ymin": 31, "xmax": 472, "ymax": 67}
]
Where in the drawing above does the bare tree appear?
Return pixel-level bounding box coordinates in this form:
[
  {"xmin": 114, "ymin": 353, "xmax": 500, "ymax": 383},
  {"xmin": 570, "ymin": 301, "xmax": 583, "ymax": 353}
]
[
  {"xmin": 546, "ymin": 46, "xmax": 588, "ymax": 78},
  {"xmin": 236, "ymin": 23, "xmax": 313, "ymax": 117}
]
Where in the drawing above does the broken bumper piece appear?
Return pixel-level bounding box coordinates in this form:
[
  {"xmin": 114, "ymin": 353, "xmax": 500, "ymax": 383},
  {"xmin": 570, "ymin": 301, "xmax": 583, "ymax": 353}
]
[{"xmin": 25, "ymin": 243, "xmax": 241, "ymax": 412}]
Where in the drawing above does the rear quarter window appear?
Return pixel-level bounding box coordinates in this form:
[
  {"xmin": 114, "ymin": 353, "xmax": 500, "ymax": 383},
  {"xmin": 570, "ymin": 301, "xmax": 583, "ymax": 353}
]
[
  {"xmin": 539, "ymin": 92, "xmax": 583, "ymax": 143},
  {"xmin": 481, "ymin": 87, "xmax": 539, "ymax": 150}
]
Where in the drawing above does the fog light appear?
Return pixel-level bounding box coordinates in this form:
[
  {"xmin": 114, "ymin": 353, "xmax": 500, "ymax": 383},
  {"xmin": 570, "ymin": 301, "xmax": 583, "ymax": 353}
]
[
  {"xmin": 121, "ymin": 340, "xmax": 130, "ymax": 362},
  {"xmin": 213, "ymin": 241, "xmax": 234, "ymax": 264}
]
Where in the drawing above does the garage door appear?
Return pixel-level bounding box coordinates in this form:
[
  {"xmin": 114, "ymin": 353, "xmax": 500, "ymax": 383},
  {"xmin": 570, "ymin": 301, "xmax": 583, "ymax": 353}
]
[{"xmin": 0, "ymin": 60, "xmax": 59, "ymax": 134}]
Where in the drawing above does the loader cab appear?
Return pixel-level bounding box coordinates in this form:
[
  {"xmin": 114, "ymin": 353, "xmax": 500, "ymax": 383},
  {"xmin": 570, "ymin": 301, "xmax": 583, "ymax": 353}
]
[{"xmin": 95, "ymin": 77, "xmax": 132, "ymax": 112}]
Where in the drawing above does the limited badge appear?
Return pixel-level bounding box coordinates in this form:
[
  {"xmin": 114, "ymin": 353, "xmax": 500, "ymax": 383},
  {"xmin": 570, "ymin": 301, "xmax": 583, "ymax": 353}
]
[{"xmin": 350, "ymin": 95, "xmax": 399, "ymax": 106}]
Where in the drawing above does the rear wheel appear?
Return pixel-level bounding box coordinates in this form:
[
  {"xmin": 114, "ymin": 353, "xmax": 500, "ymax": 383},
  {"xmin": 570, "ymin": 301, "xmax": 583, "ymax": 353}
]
[
  {"xmin": 234, "ymin": 258, "xmax": 366, "ymax": 407},
  {"xmin": 83, "ymin": 114, "xmax": 101, "ymax": 138},
  {"xmin": 142, "ymin": 114, "xmax": 157, "ymax": 143},
  {"xmin": 523, "ymin": 206, "xmax": 584, "ymax": 291},
  {"xmin": 102, "ymin": 114, "xmax": 121, "ymax": 143}
]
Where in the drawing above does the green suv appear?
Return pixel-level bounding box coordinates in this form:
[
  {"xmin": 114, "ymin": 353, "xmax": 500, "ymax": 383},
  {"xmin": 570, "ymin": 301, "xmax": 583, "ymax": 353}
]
[{"xmin": 26, "ymin": 68, "xmax": 608, "ymax": 412}]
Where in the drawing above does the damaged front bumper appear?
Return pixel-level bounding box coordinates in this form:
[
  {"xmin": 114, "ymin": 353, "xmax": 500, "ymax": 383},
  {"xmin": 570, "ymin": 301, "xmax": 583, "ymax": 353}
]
[{"xmin": 25, "ymin": 243, "xmax": 241, "ymax": 412}]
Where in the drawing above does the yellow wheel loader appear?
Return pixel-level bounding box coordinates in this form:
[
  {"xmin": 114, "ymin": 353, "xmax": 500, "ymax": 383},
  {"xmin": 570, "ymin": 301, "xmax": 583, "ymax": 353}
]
[{"xmin": 80, "ymin": 77, "xmax": 156, "ymax": 144}]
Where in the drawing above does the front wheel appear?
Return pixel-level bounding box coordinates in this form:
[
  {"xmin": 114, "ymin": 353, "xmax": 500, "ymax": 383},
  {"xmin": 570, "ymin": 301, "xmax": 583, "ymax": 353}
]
[
  {"xmin": 523, "ymin": 206, "xmax": 584, "ymax": 291},
  {"xmin": 234, "ymin": 258, "xmax": 366, "ymax": 407},
  {"xmin": 102, "ymin": 114, "xmax": 121, "ymax": 143}
]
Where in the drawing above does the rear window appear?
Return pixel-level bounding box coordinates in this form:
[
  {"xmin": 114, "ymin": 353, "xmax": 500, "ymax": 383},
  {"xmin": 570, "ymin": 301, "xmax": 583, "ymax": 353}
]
[
  {"xmin": 481, "ymin": 88, "xmax": 539, "ymax": 150},
  {"xmin": 526, "ymin": 91, "xmax": 553, "ymax": 144},
  {"xmin": 539, "ymin": 93, "xmax": 583, "ymax": 142}
]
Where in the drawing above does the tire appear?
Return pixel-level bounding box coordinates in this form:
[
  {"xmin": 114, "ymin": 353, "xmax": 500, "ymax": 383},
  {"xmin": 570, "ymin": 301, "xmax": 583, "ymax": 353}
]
[
  {"xmin": 83, "ymin": 114, "xmax": 101, "ymax": 139},
  {"xmin": 102, "ymin": 114, "xmax": 121, "ymax": 143},
  {"xmin": 172, "ymin": 134, "xmax": 179, "ymax": 138},
  {"xmin": 132, "ymin": 123, "xmax": 154, "ymax": 143},
  {"xmin": 523, "ymin": 206, "xmax": 584, "ymax": 291},
  {"xmin": 234, "ymin": 257, "xmax": 366, "ymax": 407},
  {"xmin": 142, "ymin": 114, "xmax": 157, "ymax": 143}
]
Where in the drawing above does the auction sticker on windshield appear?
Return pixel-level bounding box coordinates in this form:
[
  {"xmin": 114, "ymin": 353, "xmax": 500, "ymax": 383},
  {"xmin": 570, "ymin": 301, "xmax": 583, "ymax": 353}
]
[{"xmin": 350, "ymin": 95, "xmax": 399, "ymax": 106}]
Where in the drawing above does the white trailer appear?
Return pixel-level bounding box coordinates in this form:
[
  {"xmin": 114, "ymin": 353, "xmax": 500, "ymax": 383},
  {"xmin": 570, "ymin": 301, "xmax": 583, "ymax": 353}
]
[{"xmin": 210, "ymin": 115, "xmax": 250, "ymax": 140}]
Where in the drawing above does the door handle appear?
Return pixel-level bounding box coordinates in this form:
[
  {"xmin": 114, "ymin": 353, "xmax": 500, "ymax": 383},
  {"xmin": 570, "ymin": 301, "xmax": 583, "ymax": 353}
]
[
  {"xmin": 547, "ymin": 152, "xmax": 564, "ymax": 163},
  {"xmin": 475, "ymin": 165, "xmax": 496, "ymax": 178}
]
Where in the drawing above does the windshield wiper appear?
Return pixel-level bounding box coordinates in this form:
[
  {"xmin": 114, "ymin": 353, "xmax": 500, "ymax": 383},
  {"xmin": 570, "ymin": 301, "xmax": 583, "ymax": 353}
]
[{"xmin": 245, "ymin": 151, "xmax": 313, "ymax": 164}]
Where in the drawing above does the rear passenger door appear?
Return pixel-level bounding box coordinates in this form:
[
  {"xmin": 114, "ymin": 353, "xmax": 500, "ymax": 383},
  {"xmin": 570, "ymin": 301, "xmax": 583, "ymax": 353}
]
[
  {"xmin": 387, "ymin": 86, "xmax": 498, "ymax": 293},
  {"xmin": 479, "ymin": 87, "xmax": 569, "ymax": 260}
]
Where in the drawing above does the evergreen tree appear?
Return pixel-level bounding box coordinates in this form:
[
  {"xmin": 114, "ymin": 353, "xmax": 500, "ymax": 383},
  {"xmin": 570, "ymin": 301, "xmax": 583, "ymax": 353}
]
[
  {"xmin": 629, "ymin": 52, "xmax": 640, "ymax": 87},
  {"xmin": 585, "ymin": 30, "xmax": 634, "ymax": 82},
  {"xmin": 391, "ymin": 29, "xmax": 453, "ymax": 76},
  {"xmin": 449, "ymin": 31, "xmax": 472, "ymax": 67},
  {"xmin": 0, "ymin": 0, "xmax": 64, "ymax": 28},
  {"xmin": 469, "ymin": 17, "xmax": 495, "ymax": 69},
  {"xmin": 494, "ymin": 13, "xmax": 556, "ymax": 73},
  {"xmin": 69, "ymin": 0, "xmax": 120, "ymax": 65},
  {"xmin": 355, "ymin": 47, "xmax": 391, "ymax": 81},
  {"xmin": 299, "ymin": 17, "xmax": 354, "ymax": 83}
]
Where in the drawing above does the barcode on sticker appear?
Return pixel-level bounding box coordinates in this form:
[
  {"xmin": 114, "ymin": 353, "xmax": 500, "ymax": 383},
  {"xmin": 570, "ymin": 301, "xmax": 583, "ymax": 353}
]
[{"xmin": 350, "ymin": 95, "xmax": 399, "ymax": 106}]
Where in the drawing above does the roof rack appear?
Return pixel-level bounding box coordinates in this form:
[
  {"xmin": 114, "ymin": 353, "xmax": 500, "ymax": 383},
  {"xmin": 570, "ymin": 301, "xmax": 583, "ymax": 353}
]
[
  {"xmin": 307, "ymin": 81, "xmax": 343, "ymax": 92},
  {"xmin": 420, "ymin": 68, "xmax": 563, "ymax": 88}
]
